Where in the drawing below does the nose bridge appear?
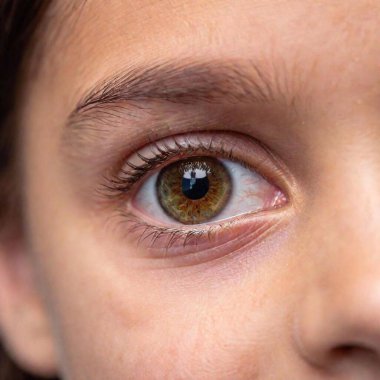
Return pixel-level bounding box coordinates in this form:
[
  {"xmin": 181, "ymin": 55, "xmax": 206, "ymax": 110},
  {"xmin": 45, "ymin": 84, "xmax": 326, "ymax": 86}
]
[
  {"xmin": 314, "ymin": 190, "xmax": 379, "ymax": 268},
  {"xmin": 304, "ymin": 163, "xmax": 380, "ymax": 329},
  {"xmin": 306, "ymin": 140, "xmax": 380, "ymax": 303},
  {"xmin": 307, "ymin": 136, "xmax": 380, "ymax": 264},
  {"xmin": 294, "ymin": 143, "xmax": 380, "ymax": 372}
]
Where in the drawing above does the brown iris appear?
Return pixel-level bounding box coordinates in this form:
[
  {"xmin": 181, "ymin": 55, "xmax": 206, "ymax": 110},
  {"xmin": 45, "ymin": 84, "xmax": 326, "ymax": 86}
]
[{"xmin": 156, "ymin": 156, "xmax": 231, "ymax": 224}]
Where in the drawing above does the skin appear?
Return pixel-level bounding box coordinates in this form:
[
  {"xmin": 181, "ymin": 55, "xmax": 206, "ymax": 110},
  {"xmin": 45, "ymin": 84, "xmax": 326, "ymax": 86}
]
[{"xmin": 1, "ymin": 0, "xmax": 380, "ymax": 378}]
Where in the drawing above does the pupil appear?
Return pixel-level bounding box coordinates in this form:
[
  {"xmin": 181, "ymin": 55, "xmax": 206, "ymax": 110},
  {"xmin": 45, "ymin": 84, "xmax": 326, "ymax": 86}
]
[{"xmin": 182, "ymin": 168, "xmax": 209, "ymax": 200}]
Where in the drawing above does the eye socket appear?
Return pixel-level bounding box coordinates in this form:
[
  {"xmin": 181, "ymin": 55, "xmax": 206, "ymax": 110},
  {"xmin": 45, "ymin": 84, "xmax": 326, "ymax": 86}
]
[
  {"xmin": 105, "ymin": 131, "xmax": 290, "ymax": 258},
  {"xmin": 132, "ymin": 154, "xmax": 285, "ymax": 226}
]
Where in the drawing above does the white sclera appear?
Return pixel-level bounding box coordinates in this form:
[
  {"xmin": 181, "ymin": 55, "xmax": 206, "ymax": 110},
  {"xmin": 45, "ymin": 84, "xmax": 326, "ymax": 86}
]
[{"xmin": 133, "ymin": 159, "xmax": 277, "ymax": 225}]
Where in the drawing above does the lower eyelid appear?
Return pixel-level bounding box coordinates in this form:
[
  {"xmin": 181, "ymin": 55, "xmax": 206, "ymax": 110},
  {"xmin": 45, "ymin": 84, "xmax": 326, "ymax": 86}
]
[{"xmin": 115, "ymin": 208, "xmax": 287, "ymax": 264}]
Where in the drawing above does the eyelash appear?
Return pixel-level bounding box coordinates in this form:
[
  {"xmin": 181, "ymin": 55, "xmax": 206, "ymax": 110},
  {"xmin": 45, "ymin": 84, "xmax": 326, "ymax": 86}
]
[
  {"xmin": 102, "ymin": 133, "xmax": 287, "ymax": 255},
  {"xmin": 118, "ymin": 212, "xmax": 229, "ymax": 251},
  {"xmin": 105, "ymin": 134, "xmax": 243, "ymax": 196}
]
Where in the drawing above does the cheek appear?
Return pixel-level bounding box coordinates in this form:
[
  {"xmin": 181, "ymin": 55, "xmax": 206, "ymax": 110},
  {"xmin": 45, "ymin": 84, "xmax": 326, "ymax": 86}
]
[{"xmin": 24, "ymin": 216, "xmax": 292, "ymax": 379}]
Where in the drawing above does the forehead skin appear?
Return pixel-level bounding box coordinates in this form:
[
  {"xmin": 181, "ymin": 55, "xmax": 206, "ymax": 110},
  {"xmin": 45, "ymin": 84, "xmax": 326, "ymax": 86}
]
[
  {"xmin": 27, "ymin": 0, "xmax": 380, "ymax": 209},
  {"xmin": 33, "ymin": 0, "xmax": 380, "ymax": 112},
  {"xmin": 18, "ymin": 0, "xmax": 380, "ymax": 379},
  {"xmin": 26, "ymin": 0, "xmax": 380, "ymax": 170}
]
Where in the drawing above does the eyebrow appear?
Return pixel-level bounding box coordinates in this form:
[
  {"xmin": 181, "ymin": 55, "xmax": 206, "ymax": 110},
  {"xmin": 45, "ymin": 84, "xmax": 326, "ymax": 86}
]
[{"xmin": 67, "ymin": 59, "xmax": 293, "ymax": 128}]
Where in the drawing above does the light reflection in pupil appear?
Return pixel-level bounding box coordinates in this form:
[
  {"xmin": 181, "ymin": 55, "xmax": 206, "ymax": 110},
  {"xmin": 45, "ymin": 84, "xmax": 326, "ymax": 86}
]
[{"xmin": 182, "ymin": 168, "xmax": 209, "ymax": 200}]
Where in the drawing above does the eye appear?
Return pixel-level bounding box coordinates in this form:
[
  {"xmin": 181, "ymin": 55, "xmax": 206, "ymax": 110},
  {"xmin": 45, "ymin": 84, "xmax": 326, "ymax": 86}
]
[
  {"xmin": 132, "ymin": 156, "xmax": 285, "ymax": 226},
  {"xmin": 106, "ymin": 132, "xmax": 289, "ymax": 258}
]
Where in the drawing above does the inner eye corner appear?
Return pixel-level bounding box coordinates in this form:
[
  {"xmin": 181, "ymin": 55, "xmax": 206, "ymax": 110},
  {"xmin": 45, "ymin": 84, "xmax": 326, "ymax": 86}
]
[{"xmin": 255, "ymin": 164, "xmax": 293, "ymax": 205}]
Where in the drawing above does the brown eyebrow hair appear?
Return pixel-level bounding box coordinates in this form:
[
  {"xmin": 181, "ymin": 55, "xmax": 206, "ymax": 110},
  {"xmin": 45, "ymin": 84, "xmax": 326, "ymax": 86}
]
[{"xmin": 67, "ymin": 59, "xmax": 294, "ymax": 129}]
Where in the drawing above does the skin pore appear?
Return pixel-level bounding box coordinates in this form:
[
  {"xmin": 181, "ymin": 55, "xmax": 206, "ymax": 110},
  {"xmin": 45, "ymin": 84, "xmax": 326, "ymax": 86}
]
[{"xmin": 1, "ymin": 0, "xmax": 380, "ymax": 379}]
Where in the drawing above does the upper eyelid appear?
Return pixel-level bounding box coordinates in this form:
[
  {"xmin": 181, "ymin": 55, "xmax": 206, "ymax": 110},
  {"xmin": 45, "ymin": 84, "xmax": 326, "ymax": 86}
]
[
  {"xmin": 103, "ymin": 134, "xmax": 235, "ymax": 196},
  {"xmin": 62, "ymin": 59, "xmax": 299, "ymax": 154},
  {"xmin": 61, "ymin": 93, "xmax": 298, "ymax": 177},
  {"xmin": 101, "ymin": 132, "xmax": 291, "ymax": 202}
]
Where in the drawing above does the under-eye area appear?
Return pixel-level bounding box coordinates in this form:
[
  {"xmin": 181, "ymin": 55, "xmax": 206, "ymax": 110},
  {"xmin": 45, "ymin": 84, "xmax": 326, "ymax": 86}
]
[{"xmin": 101, "ymin": 131, "xmax": 289, "ymax": 260}]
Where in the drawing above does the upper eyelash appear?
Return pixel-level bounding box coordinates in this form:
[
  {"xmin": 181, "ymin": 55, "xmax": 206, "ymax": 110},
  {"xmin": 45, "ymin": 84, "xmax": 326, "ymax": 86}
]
[{"xmin": 103, "ymin": 134, "xmax": 236, "ymax": 196}]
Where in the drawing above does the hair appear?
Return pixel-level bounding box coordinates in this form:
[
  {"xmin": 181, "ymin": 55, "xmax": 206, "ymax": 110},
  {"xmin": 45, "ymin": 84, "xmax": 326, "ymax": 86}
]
[{"xmin": 0, "ymin": 1, "xmax": 58, "ymax": 379}]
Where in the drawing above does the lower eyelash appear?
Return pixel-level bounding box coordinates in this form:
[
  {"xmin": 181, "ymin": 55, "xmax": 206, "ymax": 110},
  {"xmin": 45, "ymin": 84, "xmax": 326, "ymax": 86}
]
[
  {"xmin": 114, "ymin": 210, "xmax": 278, "ymax": 258},
  {"xmin": 119, "ymin": 212, "xmax": 218, "ymax": 250}
]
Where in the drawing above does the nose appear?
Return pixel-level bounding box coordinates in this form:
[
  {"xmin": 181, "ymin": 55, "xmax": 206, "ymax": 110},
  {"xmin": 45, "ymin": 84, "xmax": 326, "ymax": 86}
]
[
  {"xmin": 294, "ymin": 169, "xmax": 380, "ymax": 376},
  {"xmin": 296, "ymin": 274, "xmax": 380, "ymax": 374}
]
